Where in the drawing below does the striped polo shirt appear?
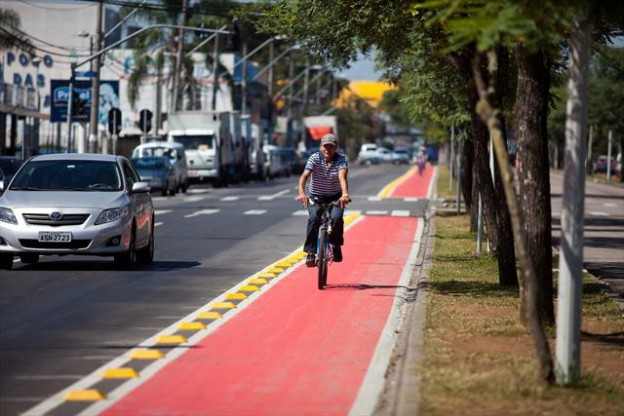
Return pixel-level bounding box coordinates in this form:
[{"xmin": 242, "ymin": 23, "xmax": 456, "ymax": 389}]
[{"xmin": 305, "ymin": 151, "xmax": 348, "ymax": 196}]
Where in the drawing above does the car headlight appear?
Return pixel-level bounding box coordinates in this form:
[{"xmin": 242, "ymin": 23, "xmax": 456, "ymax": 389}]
[
  {"xmin": 95, "ymin": 206, "xmax": 130, "ymax": 225},
  {"xmin": 0, "ymin": 207, "xmax": 17, "ymax": 224}
]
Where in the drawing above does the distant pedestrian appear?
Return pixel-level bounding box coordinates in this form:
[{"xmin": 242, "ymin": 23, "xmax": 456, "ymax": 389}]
[{"xmin": 417, "ymin": 153, "xmax": 426, "ymax": 176}]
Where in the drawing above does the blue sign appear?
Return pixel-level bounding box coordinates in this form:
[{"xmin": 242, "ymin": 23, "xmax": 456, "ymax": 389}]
[
  {"xmin": 75, "ymin": 71, "xmax": 97, "ymax": 78},
  {"xmin": 50, "ymin": 79, "xmax": 119, "ymax": 123}
]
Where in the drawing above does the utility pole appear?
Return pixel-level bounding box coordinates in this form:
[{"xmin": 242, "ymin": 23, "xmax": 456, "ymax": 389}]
[
  {"xmin": 287, "ymin": 53, "xmax": 295, "ymax": 119},
  {"xmin": 268, "ymin": 40, "xmax": 275, "ymax": 98},
  {"xmin": 556, "ymin": 15, "xmax": 593, "ymax": 386},
  {"xmin": 241, "ymin": 41, "xmax": 248, "ymax": 114},
  {"xmin": 211, "ymin": 33, "xmax": 220, "ymax": 111},
  {"xmin": 155, "ymin": 60, "xmax": 162, "ymax": 135},
  {"xmin": 170, "ymin": 0, "xmax": 187, "ymax": 113},
  {"xmin": 88, "ymin": 0, "xmax": 103, "ymax": 153},
  {"xmin": 302, "ymin": 56, "xmax": 310, "ymax": 116},
  {"xmin": 607, "ymin": 130, "xmax": 613, "ymax": 182}
]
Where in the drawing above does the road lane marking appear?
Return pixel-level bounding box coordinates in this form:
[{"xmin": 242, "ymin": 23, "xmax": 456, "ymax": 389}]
[
  {"xmin": 377, "ymin": 167, "xmax": 417, "ymax": 198},
  {"xmin": 604, "ymin": 202, "xmax": 617, "ymax": 207},
  {"xmin": 589, "ymin": 211, "xmax": 609, "ymax": 217},
  {"xmin": 23, "ymin": 212, "xmax": 364, "ymax": 416},
  {"xmin": 292, "ymin": 210, "xmax": 308, "ymax": 216},
  {"xmin": 155, "ymin": 222, "xmax": 164, "ymax": 227},
  {"xmin": 366, "ymin": 210, "xmax": 388, "ymax": 216},
  {"xmin": 154, "ymin": 210, "xmax": 172, "ymax": 216},
  {"xmin": 391, "ymin": 210, "xmax": 410, "ymax": 217},
  {"xmin": 183, "ymin": 196, "xmax": 206, "ymax": 203},
  {"xmin": 368, "ymin": 196, "xmax": 382, "ymax": 201},
  {"xmin": 220, "ymin": 196, "xmax": 240, "ymax": 201},
  {"xmin": 244, "ymin": 209, "xmax": 267, "ymax": 215},
  {"xmin": 184, "ymin": 209, "xmax": 220, "ymax": 218},
  {"xmin": 258, "ymin": 189, "xmax": 290, "ymax": 201},
  {"xmin": 187, "ymin": 189, "xmax": 210, "ymax": 194},
  {"xmin": 404, "ymin": 197, "xmax": 420, "ymax": 202}
]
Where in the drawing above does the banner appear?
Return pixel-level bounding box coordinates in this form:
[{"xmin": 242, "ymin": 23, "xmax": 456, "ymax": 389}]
[{"xmin": 50, "ymin": 79, "xmax": 119, "ymax": 123}]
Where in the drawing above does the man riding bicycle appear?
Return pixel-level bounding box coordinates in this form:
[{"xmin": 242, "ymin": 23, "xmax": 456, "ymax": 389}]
[{"xmin": 296, "ymin": 133, "xmax": 350, "ymax": 267}]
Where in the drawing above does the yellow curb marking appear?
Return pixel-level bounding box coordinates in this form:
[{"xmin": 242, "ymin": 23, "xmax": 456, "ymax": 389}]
[
  {"xmin": 130, "ymin": 349, "xmax": 164, "ymax": 360},
  {"xmin": 197, "ymin": 311, "xmax": 222, "ymax": 320},
  {"xmin": 178, "ymin": 321, "xmax": 206, "ymax": 331},
  {"xmin": 102, "ymin": 368, "xmax": 139, "ymax": 379},
  {"xmin": 239, "ymin": 285, "xmax": 259, "ymax": 293},
  {"xmin": 226, "ymin": 292, "xmax": 247, "ymax": 301},
  {"xmin": 257, "ymin": 272, "xmax": 277, "ymax": 280},
  {"xmin": 156, "ymin": 335, "xmax": 187, "ymax": 345},
  {"xmin": 65, "ymin": 389, "xmax": 105, "ymax": 402},
  {"xmin": 210, "ymin": 302, "xmax": 236, "ymax": 310},
  {"xmin": 377, "ymin": 166, "xmax": 417, "ymax": 199},
  {"xmin": 248, "ymin": 278, "xmax": 268, "ymax": 286}
]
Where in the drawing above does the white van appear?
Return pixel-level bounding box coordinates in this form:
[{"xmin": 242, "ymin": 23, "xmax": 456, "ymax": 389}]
[{"xmin": 131, "ymin": 141, "xmax": 189, "ymax": 192}]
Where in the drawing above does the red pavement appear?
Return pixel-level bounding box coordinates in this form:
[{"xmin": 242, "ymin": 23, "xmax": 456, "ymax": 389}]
[
  {"xmin": 103, "ymin": 216, "xmax": 419, "ymax": 416},
  {"xmin": 390, "ymin": 164, "xmax": 434, "ymax": 198}
]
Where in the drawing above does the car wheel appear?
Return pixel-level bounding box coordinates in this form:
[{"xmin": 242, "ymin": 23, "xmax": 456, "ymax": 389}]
[
  {"xmin": 161, "ymin": 184, "xmax": 168, "ymax": 197},
  {"xmin": 137, "ymin": 222, "xmax": 154, "ymax": 265},
  {"xmin": 181, "ymin": 182, "xmax": 188, "ymax": 193},
  {"xmin": 20, "ymin": 254, "xmax": 39, "ymax": 264},
  {"xmin": 0, "ymin": 253, "xmax": 13, "ymax": 270},
  {"xmin": 169, "ymin": 184, "xmax": 177, "ymax": 196},
  {"xmin": 114, "ymin": 227, "xmax": 137, "ymax": 269}
]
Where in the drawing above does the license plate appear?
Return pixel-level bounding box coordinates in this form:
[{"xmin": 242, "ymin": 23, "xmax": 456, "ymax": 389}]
[{"xmin": 38, "ymin": 232, "xmax": 72, "ymax": 243}]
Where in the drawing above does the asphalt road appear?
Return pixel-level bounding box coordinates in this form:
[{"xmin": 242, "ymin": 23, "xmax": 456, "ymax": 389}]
[{"xmin": 0, "ymin": 163, "xmax": 426, "ymax": 416}]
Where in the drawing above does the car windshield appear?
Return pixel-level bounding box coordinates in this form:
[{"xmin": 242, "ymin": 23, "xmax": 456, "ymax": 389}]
[
  {"xmin": 10, "ymin": 160, "xmax": 123, "ymax": 192},
  {"xmin": 134, "ymin": 146, "xmax": 174, "ymax": 159},
  {"xmin": 173, "ymin": 135, "xmax": 214, "ymax": 151},
  {"xmin": 132, "ymin": 157, "xmax": 167, "ymax": 170}
]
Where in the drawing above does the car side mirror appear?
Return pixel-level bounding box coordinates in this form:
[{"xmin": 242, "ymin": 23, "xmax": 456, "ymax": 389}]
[{"xmin": 131, "ymin": 181, "xmax": 150, "ymax": 193}]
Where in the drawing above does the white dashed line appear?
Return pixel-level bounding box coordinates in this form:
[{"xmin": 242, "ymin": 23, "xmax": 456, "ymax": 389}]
[
  {"xmin": 154, "ymin": 210, "xmax": 172, "ymax": 216},
  {"xmin": 220, "ymin": 196, "xmax": 240, "ymax": 201},
  {"xmin": 187, "ymin": 189, "xmax": 210, "ymax": 194},
  {"xmin": 391, "ymin": 210, "xmax": 410, "ymax": 217},
  {"xmin": 184, "ymin": 209, "xmax": 220, "ymax": 218},
  {"xmin": 258, "ymin": 189, "xmax": 290, "ymax": 201},
  {"xmin": 155, "ymin": 222, "xmax": 164, "ymax": 227},
  {"xmin": 404, "ymin": 197, "xmax": 420, "ymax": 202},
  {"xmin": 183, "ymin": 196, "xmax": 206, "ymax": 203},
  {"xmin": 368, "ymin": 196, "xmax": 382, "ymax": 201},
  {"xmin": 589, "ymin": 211, "xmax": 609, "ymax": 217},
  {"xmin": 244, "ymin": 209, "xmax": 267, "ymax": 215},
  {"xmin": 604, "ymin": 203, "xmax": 617, "ymax": 208},
  {"xmin": 292, "ymin": 210, "xmax": 308, "ymax": 216},
  {"xmin": 366, "ymin": 210, "xmax": 388, "ymax": 216}
]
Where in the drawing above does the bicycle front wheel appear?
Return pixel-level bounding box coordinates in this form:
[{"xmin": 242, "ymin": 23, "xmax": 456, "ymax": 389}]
[{"xmin": 317, "ymin": 228, "xmax": 328, "ymax": 290}]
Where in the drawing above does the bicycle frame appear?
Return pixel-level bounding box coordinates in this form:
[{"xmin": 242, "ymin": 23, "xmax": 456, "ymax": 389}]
[{"xmin": 312, "ymin": 200, "xmax": 339, "ymax": 289}]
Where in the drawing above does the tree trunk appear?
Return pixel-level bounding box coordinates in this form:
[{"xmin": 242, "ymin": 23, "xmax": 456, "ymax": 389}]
[
  {"xmin": 474, "ymin": 50, "xmax": 554, "ymax": 384},
  {"xmin": 513, "ymin": 46, "xmax": 555, "ymax": 326},
  {"xmin": 461, "ymin": 135, "xmax": 474, "ymax": 212}
]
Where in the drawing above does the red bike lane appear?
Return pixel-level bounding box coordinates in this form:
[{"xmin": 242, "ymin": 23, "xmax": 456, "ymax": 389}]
[
  {"xmin": 100, "ymin": 168, "xmax": 433, "ymax": 416},
  {"xmin": 390, "ymin": 163, "xmax": 434, "ymax": 198}
]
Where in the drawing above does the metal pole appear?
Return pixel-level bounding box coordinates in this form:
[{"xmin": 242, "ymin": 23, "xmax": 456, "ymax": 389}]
[
  {"xmin": 476, "ymin": 194, "xmax": 483, "ymax": 256},
  {"xmin": 211, "ymin": 33, "xmax": 220, "ymax": 111},
  {"xmin": 66, "ymin": 64, "xmax": 75, "ymax": 153},
  {"xmin": 607, "ymin": 129, "xmax": 612, "ymax": 182},
  {"xmin": 170, "ymin": 0, "xmax": 187, "ymax": 113},
  {"xmin": 586, "ymin": 125, "xmax": 593, "ymax": 174},
  {"xmin": 303, "ymin": 56, "xmax": 310, "ymax": 116},
  {"xmin": 155, "ymin": 60, "xmax": 162, "ymax": 134},
  {"xmin": 556, "ymin": 15, "xmax": 592, "ymax": 385},
  {"xmin": 89, "ymin": 0, "xmax": 103, "ymax": 153},
  {"xmin": 449, "ymin": 124, "xmax": 454, "ymax": 191},
  {"xmin": 268, "ymin": 40, "xmax": 274, "ymax": 98},
  {"xmin": 241, "ymin": 41, "xmax": 248, "ymax": 114},
  {"xmin": 456, "ymin": 139, "xmax": 462, "ymax": 215},
  {"xmin": 287, "ymin": 53, "xmax": 294, "ymax": 119}
]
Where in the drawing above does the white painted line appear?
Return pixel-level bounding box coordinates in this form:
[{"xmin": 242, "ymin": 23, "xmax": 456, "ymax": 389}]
[
  {"xmin": 187, "ymin": 188, "xmax": 210, "ymax": 194},
  {"xmin": 404, "ymin": 197, "xmax": 420, "ymax": 202},
  {"xmin": 154, "ymin": 222, "xmax": 164, "ymax": 227},
  {"xmin": 220, "ymin": 196, "xmax": 240, "ymax": 201},
  {"xmin": 25, "ymin": 215, "xmax": 365, "ymax": 416},
  {"xmin": 244, "ymin": 209, "xmax": 267, "ymax": 215},
  {"xmin": 366, "ymin": 210, "xmax": 388, "ymax": 216},
  {"xmin": 391, "ymin": 210, "xmax": 411, "ymax": 217},
  {"xmin": 183, "ymin": 196, "xmax": 205, "ymax": 203},
  {"xmin": 151, "ymin": 196, "xmax": 166, "ymax": 201},
  {"xmin": 589, "ymin": 211, "xmax": 609, "ymax": 217},
  {"xmin": 13, "ymin": 258, "xmax": 21, "ymax": 263},
  {"xmin": 184, "ymin": 209, "xmax": 220, "ymax": 218},
  {"xmin": 292, "ymin": 210, "xmax": 308, "ymax": 216},
  {"xmin": 349, "ymin": 217, "xmax": 425, "ymax": 416},
  {"xmin": 258, "ymin": 189, "xmax": 290, "ymax": 201},
  {"xmin": 604, "ymin": 202, "xmax": 617, "ymax": 208},
  {"xmin": 368, "ymin": 196, "xmax": 382, "ymax": 201},
  {"xmin": 154, "ymin": 210, "xmax": 172, "ymax": 216}
]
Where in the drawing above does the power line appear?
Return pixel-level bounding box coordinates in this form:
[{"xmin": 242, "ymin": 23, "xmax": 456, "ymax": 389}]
[
  {"xmin": 12, "ymin": 0, "xmax": 97, "ymax": 12},
  {"xmin": 0, "ymin": 27, "xmax": 88, "ymax": 59}
]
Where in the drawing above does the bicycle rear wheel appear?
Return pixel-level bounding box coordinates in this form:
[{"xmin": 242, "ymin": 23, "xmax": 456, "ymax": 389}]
[{"xmin": 317, "ymin": 228, "xmax": 328, "ymax": 290}]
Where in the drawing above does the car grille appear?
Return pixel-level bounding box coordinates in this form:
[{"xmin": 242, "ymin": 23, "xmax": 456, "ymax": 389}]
[
  {"xmin": 19, "ymin": 239, "xmax": 91, "ymax": 249},
  {"xmin": 23, "ymin": 213, "xmax": 90, "ymax": 227}
]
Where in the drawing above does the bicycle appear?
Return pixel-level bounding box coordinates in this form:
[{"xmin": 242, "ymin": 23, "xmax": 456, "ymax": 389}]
[{"xmin": 312, "ymin": 200, "xmax": 341, "ymax": 290}]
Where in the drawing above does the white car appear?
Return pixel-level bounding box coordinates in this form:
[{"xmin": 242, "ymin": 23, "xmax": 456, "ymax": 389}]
[
  {"xmin": 358, "ymin": 143, "xmax": 381, "ymax": 165},
  {"xmin": 0, "ymin": 154, "xmax": 155, "ymax": 270},
  {"xmin": 377, "ymin": 147, "xmax": 393, "ymax": 163}
]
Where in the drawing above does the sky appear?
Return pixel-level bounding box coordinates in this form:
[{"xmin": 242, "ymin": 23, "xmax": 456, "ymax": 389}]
[{"xmin": 336, "ymin": 51, "xmax": 383, "ymax": 81}]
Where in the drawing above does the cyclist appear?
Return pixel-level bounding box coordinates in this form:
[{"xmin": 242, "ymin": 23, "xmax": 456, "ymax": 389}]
[{"xmin": 296, "ymin": 133, "xmax": 350, "ymax": 267}]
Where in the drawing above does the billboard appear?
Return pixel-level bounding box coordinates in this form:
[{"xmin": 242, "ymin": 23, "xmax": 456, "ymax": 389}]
[{"xmin": 50, "ymin": 79, "xmax": 119, "ymax": 123}]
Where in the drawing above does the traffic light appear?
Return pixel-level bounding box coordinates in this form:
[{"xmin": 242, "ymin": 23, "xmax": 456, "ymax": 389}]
[
  {"xmin": 139, "ymin": 109, "xmax": 153, "ymax": 133},
  {"xmin": 108, "ymin": 107, "xmax": 122, "ymax": 135}
]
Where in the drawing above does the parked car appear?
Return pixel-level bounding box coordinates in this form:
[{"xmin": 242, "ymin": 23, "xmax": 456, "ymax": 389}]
[
  {"xmin": 132, "ymin": 141, "xmax": 189, "ymax": 193},
  {"xmin": 377, "ymin": 147, "xmax": 393, "ymax": 163},
  {"xmin": 593, "ymin": 155, "xmax": 618, "ymax": 174},
  {"xmin": 0, "ymin": 157, "xmax": 23, "ymax": 193},
  {"xmin": 392, "ymin": 149, "xmax": 410, "ymax": 165},
  {"xmin": 357, "ymin": 143, "xmax": 380, "ymax": 165},
  {"xmin": 131, "ymin": 156, "xmax": 177, "ymax": 196},
  {"xmin": 0, "ymin": 153, "xmax": 154, "ymax": 270}
]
